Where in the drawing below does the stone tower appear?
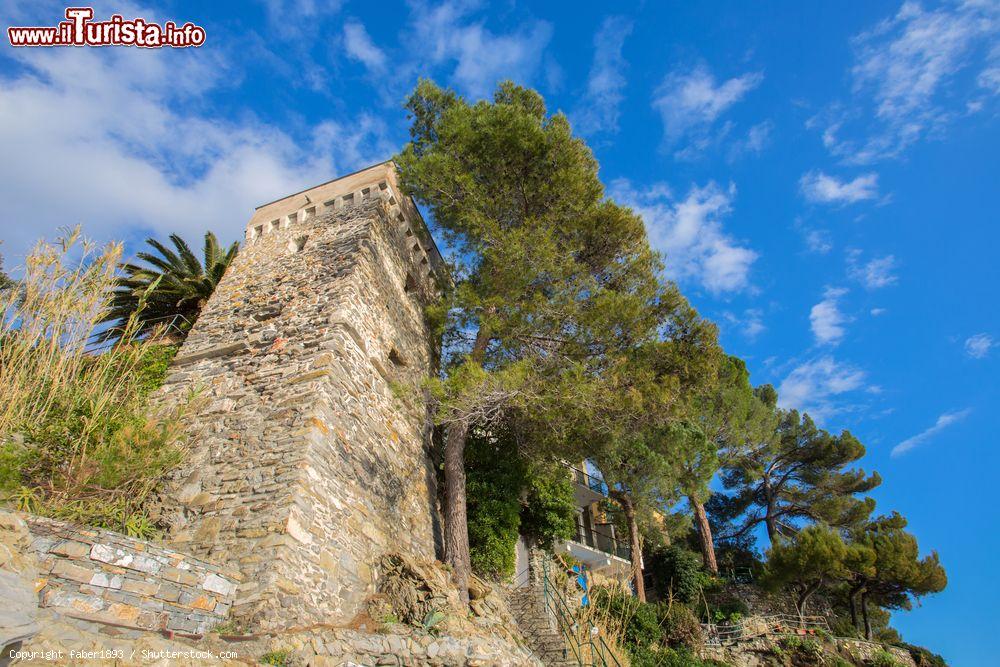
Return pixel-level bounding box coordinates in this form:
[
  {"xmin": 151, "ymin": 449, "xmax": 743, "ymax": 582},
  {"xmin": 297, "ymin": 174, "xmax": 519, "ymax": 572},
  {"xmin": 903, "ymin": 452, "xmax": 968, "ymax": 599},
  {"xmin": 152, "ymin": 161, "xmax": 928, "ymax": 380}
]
[{"xmin": 152, "ymin": 162, "xmax": 446, "ymax": 629}]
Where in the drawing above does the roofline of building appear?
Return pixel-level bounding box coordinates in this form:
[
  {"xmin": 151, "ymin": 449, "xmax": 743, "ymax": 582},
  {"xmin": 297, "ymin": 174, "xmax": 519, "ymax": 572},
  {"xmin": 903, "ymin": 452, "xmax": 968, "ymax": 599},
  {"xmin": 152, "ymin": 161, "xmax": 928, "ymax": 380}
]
[
  {"xmin": 253, "ymin": 158, "xmax": 450, "ymax": 285},
  {"xmin": 253, "ymin": 159, "xmax": 395, "ymax": 210}
]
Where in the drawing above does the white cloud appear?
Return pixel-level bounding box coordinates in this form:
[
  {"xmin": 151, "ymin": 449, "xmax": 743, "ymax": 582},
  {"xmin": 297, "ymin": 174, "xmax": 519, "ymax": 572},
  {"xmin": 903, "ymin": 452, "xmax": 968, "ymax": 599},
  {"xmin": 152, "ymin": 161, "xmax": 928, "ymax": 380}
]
[
  {"xmin": 728, "ymin": 121, "xmax": 773, "ymax": 160},
  {"xmin": 800, "ymin": 171, "xmax": 879, "ymax": 204},
  {"xmin": 612, "ymin": 180, "xmax": 757, "ymax": 294},
  {"xmin": 409, "ymin": 1, "xmax": 552, "ymax": 98},
  {"xmin": 892, "ymin": 408, "xmax": 972, "ymax": 458},
  {"xmin": 871, "ymin": 307, "xmax": 888, "ymax": 316},
  {"xmin": 343, "ymin": 19, "xmax": 387, "ymax": 72},
  {"xmin": 778, "ymin": 355, "xmax": 868, "ymax": 422},
  {"xmin": 574, "ymin": 16, "xmax": 633, "ymax": 134},
  {"xmin": 965, "ymin": 333, "xmax": 996, "ymax": 359},
  {"xmin": 810, "ymin": 287, "xmax": 850, "ymax": 346},
  {"xmin": 848, "ymin": 250, "xmax": 898, "ymax": 289},
  {"xmin": 258, "ymin": 0, "xmax": 344, "ymax": 39},
  {"xmin": 723, "ymin": 309, "xmax": 766, "ymax": 341},
  {"xmin": 804, "ymin": 229, "xmax": 834, "ymax": 254},
  {"xmin": 0, "ymin": 42, "xmax": 393, "ymax": 262},
  {"xmin": 820, "ymin": 1, "xmax": 999, "ymax": 163},
  {"xmin": 652, "ymin": 64, "xmax": 763, "ymax": 155}
]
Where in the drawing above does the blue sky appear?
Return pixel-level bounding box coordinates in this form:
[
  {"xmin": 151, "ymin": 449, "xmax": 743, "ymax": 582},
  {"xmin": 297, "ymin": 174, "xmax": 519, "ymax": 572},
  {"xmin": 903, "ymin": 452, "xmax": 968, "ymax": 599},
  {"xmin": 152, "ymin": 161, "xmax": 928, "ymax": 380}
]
[{"xmin": 1, "ymin": 1, "xmax": 997, "ymax": 662}]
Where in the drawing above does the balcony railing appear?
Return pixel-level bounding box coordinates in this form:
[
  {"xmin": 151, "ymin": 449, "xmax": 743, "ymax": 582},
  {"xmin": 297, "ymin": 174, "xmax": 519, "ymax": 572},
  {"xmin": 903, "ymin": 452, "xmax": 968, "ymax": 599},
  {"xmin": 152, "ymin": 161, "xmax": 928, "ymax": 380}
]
[
  {"xmin": 568, "ymin": 465, "xmax": 609, "ymax": 496},
  {"xmin": 572, "ymin": 525, "xmax": 631, "ymax": 562}
]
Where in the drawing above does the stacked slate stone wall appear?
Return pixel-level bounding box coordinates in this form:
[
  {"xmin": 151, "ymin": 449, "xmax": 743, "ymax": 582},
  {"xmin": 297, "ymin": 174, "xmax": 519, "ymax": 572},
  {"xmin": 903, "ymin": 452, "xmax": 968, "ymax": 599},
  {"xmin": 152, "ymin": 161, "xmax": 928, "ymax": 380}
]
[
  {"xmin": 149, "ymin": 188, "xmax": 442, "ymax": 630},
  {"xmin": 25, "ymin": 515, "xmax": 237, "ymax": 634}
]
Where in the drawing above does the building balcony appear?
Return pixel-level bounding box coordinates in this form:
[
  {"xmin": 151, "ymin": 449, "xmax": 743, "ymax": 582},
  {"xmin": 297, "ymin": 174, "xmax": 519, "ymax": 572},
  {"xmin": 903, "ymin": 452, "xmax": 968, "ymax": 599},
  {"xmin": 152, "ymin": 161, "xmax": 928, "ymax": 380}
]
[
  {"xmin": 566, "ymin": 464, "xmax": 608, "ymax": 506},
  {"xmin": 558, "ymin": 524, "xmax": 631, "ymax": 573}
]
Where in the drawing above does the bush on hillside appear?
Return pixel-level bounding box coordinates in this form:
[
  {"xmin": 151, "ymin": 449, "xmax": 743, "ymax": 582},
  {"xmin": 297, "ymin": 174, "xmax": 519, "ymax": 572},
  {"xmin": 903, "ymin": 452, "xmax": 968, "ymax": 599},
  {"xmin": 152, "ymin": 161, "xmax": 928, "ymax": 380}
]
[{"xmin": 649, "ymin": 545, "xmax": 703, "ymax": 604}]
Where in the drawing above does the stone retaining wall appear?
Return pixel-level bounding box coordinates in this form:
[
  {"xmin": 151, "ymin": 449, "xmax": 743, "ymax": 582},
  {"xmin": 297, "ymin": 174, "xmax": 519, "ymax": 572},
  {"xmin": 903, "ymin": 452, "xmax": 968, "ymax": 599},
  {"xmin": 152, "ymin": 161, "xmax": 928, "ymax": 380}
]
[{"xmin": 25, "ymin": 515, "xmax": 238, "ymax": 634}]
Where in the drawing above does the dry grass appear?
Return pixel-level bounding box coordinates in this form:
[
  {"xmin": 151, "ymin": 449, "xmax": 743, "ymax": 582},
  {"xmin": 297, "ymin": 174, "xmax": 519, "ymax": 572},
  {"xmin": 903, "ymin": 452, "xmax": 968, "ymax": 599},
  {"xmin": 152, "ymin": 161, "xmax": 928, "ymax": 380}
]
[{"xmin": 0, "ymin": 228, "xmax": 191, "ymax": 536}]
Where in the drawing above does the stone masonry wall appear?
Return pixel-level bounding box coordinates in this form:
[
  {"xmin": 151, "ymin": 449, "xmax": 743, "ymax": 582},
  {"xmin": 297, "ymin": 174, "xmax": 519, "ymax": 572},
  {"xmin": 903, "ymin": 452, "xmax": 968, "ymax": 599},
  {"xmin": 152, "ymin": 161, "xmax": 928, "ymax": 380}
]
[
  {"xmin": 150, "ymin": 181, "xmax": 442, "ymax": 631},
  {"xmin": 25, "ymin": 514, "xmax": 238, "ymax": 634}
]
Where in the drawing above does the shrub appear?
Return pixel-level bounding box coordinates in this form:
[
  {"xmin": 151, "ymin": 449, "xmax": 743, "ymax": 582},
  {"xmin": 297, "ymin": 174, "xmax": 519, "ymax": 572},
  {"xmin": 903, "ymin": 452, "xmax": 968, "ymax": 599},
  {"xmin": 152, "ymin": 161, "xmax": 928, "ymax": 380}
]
[
  {"xmin": 649, "ymin": 545, "xmax": 703, "ymax": 604},
  {"xmin": 590, "ymin": 586, "xmax": 660, "ymax": 652},
  {"xmin": 871, "ymin": 649, "xmax": 902, "ymax": 667},
  {"xmin": 780, "ymin": 636, "xmax": 822, "ymax": 658},
  {"xmin": 659, "ymin": 603, "xmax": 702, "ymax": 649},
  {"xmin": 519, "ymin": 462, "xmax": 576, "ymax": 549},
  {"xmin": 902, "ymin": 643, "xmax": 948, "ymax": 667},
  {"xmin": 260, "ymin": 649, "xmax": 291, "ymax": 666},
  {"xmin": 0, "ymin": 230, "xmax": 189, "ymax": 534}
]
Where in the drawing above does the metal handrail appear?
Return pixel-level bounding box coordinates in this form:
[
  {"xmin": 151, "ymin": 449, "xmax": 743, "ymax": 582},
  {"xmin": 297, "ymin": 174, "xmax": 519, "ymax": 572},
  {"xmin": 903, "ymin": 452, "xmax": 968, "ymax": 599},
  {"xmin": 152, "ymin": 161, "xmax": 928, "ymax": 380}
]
[
  {"xmin": 541, "ymin": 557, "xmax": 623, "ymax": 667},
  {"xmin": 566, "ymin": 465, "xmax": 610, "ymax": 496},
  {"xmin": 571, "ymin": 525, "xmax": 631, "ymax": 561},
  {"xmin": 701, "ymin": 613, "xmax": 830, "ymax": 646}
]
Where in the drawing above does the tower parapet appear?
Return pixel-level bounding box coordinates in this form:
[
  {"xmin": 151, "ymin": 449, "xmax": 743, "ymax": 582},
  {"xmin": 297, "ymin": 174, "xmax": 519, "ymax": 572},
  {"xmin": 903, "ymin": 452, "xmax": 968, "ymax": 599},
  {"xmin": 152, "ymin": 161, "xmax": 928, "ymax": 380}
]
[{"xmin": 152, "ymin": 161, "xmax": 445, "ymax": 629}]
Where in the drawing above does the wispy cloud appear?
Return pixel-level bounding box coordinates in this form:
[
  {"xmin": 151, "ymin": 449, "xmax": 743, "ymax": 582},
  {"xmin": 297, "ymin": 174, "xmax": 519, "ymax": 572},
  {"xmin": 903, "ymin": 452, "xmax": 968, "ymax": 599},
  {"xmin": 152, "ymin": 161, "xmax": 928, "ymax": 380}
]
[
  {"xmin": 652, "ymin": 64, "xmax": 763, "ymax": 157},
  {"xmin": 892, "ymin": 408, "xmax": 973, "ymax": 458},
  {"xmin": 0, "ymin": 39, "xmax": 393, "ymax": 261},
  {"xmin": 848, "ymin": 250, "xmax": 898, "ymax": 289},
  {"xmin": 612, "ymin": 179, "xmax": 758, "ymax": 294},
  {"xmin": 727, "ymin": 120, "xmax": 773, "ymax": 161},
  {"xmin": 810, "ymin": 287, "xmax": 850, "ymax": 346},
  {"xmin": 818, "ymin": 1, "xmax": 999, "ymax": 163},
  {"xmin": 800, "ymin": 170, "xmax": 879, "ymax": 205},
  {"xmin": 574, "ymin": 16, "xmax": 633, "ymax": 135},
  {"xmin": 965, "ymin": 333, "xmax": 996, "ymax": 359},
  {"xmin": 409, "ymin": 0, "xmax": 552, "ymax": 98},
  {"xmin": 343, "ymin": 19, "xmax": 387, "ymax": 72},
  {"xmin": 871, "ymin": 307, "xmax": 888, "ymax": 317},
  {"xmin": 778, "ymin": 355, "xmax": 868, "ymax": 422},
  {"xmin": 722, "ymin": 308, "xmax": 766, "ymax": 341}
]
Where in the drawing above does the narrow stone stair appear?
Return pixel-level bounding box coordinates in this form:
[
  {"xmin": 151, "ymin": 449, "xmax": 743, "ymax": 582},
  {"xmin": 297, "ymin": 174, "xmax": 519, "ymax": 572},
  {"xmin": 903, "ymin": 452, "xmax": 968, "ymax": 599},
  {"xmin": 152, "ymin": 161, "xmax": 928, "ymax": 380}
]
[{"xmin": 508, "ymin": 586, "xmax": 580, "ymax": 667}]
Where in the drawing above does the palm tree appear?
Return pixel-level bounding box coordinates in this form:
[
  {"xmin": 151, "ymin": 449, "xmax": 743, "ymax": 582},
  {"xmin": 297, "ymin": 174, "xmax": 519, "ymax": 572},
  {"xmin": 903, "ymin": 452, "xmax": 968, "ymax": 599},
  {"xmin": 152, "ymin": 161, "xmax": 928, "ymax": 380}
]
[{"xmin": 100, "ymin": 232, "xmax": 238, "ymax": 344}]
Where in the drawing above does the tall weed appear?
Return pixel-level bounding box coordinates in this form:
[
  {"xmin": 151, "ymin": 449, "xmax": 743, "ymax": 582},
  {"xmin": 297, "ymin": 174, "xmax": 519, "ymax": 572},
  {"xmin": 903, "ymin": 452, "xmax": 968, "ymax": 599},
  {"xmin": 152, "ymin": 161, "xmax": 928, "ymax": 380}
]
[{"xmin": 0, "ymin": 228, "xmax": 191, "ymax": 537}]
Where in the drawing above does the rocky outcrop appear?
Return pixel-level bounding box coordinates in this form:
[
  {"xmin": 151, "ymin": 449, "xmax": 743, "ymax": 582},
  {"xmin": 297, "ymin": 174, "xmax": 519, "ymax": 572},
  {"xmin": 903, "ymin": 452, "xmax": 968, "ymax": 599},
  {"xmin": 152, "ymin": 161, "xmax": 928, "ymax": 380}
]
[{"xmin": 0, "ymin": 511, "xmax": 40, "ymax": 660}]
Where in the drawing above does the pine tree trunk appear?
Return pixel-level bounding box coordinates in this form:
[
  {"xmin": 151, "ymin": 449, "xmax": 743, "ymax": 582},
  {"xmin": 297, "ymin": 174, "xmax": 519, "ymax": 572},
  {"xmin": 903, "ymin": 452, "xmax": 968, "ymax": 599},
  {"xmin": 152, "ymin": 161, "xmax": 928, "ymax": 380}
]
[
  {"xmin": 763, "ymin": 479, "xmax": 779, "ymax": 545},
  {"xmin": 621, "ymin": 497, "xmax": 646, "ymax": 602},
  {"xmin": 848, "ymin": 591, "xmax": 858, "ymax": 631},
  {"xmin": 690, "ymin": 495, "xmax": 718, "ymax": 574},
  {"xmin": 848, "ymin": 583, "xmax": 863, "ymax": 634},
  {"xmin": 861, "ymin": 590, "xmax": 873, "ymax": 640},
  {"xmin": 443, "ymin": 420, "xmax": 471, "ymax": 604},
  {"xmin": 441, "ymin": 324, "xmax": 490, "ymax": 606}
]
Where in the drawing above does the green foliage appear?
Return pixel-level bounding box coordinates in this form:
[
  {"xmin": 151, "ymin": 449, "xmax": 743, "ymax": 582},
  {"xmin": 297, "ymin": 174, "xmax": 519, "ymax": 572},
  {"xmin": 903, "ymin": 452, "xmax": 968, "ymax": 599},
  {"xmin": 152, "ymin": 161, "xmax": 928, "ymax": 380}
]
[
  {"xmin": 398, "ymin": 76, "xmax": 669, "ymax": 466},
  {"xmin": 649, "ymin": 545, "xmax": 703, "ymax": 604},
  {"xmin": 465, "ymin": 425, "xmax": 575, "ymax": 578},
  {"xmin": 779, "ymin": 636, "xmax": 822, "ymax": 658},
  {"xmin": 717, "ymin": 407, "xmax": 880, "ymax": 544},
  {"xmin": 763, "ymin": 524, "xmax": 863, "ymax": 619},
  {"xmin": 0, "ymin": 251, "xmax": 13, "ymax": 291},
  {"xmin": 591, "ymin": 585, "xmax": 704, "ymax": 663},
  {"xmin": 659, "ymin": 603, "xmax": 702, "ymax": 649},
  {"xmin": 849, "ymin": 512, "xmax": 947, "ymax": 614},
  {"xmin": 465, "ymin": 427, "xmax": 524, "ymax": 578},
  {"xmin": 0, "ymin": 231, "xmax": 190, "ymax": 533},
  {"xmin": 100, "ymin": 231, "xmax": 238, "ymax": 343},
  {"xmin": 422, "ymin": 609, "xmax": 447, "ymax": 635},
  {"xmin": 519, "ymin": 462, "xmax": 576, "ymax": 549},
  {"xmin": 259, "ymin": 649, "xmax": 291, "ymax": 666},
  {"xmin": 901, "ymin": 643, "xmax": 948, "ymax": 667},
  {"xmin": 871, "ymin": 649, "xmax": 902, "ymax": 667}
]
